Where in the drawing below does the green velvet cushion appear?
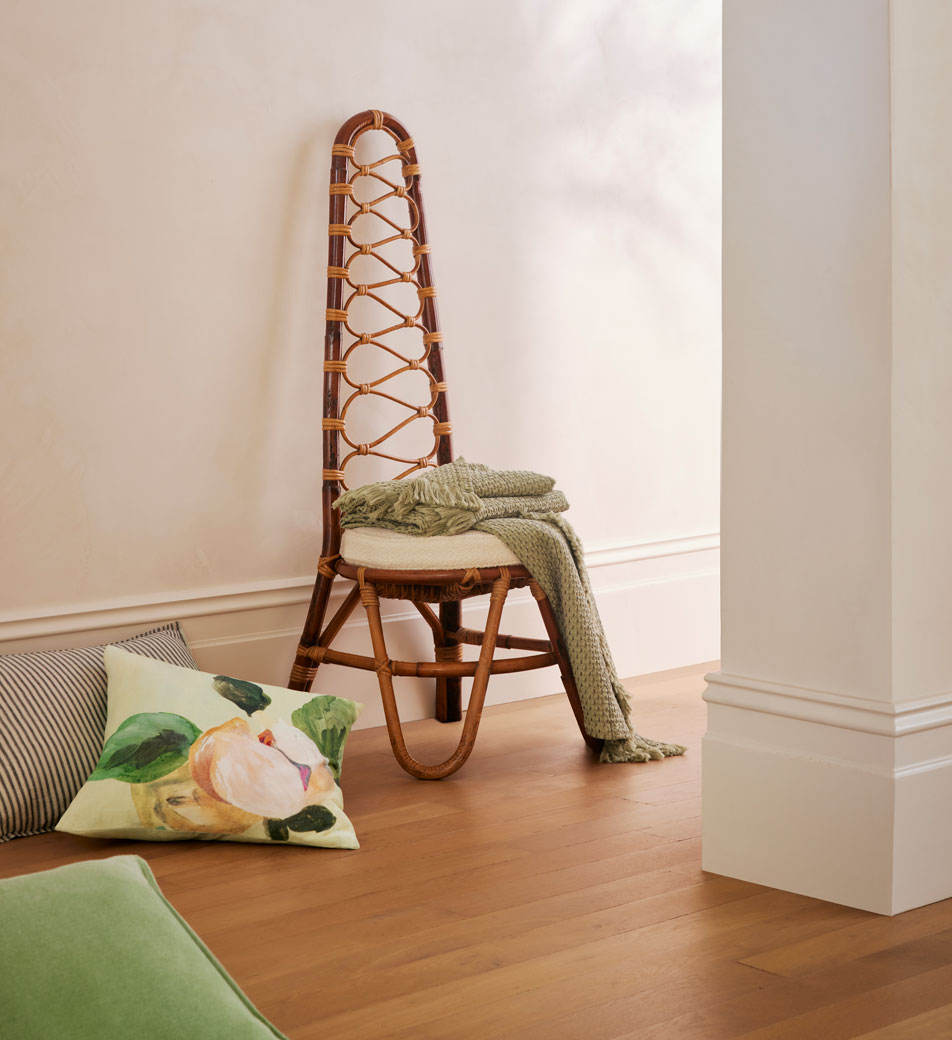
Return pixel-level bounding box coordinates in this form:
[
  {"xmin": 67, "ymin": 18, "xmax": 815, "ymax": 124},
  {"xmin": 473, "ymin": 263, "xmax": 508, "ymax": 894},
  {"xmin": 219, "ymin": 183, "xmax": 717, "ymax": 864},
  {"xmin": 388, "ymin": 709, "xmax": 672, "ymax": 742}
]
[{"xmin": 0, "ymin": 855, "xmax": 286, "ymax": 1039}]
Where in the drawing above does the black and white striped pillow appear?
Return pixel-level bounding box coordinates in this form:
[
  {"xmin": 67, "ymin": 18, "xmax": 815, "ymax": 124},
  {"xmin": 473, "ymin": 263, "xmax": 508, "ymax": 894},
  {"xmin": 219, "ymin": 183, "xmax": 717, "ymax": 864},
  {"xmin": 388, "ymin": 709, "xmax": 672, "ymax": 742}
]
[{"xmin": 0, "ymin": 622, "xmax": 197, "ymax": 842}]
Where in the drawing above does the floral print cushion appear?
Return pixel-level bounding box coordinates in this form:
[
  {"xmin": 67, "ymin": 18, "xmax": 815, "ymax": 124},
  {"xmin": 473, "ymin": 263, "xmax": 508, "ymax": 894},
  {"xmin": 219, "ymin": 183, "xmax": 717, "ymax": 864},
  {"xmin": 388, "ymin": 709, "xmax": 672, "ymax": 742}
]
[{"xmin": 57, "ymin": 647, "xmax": 361, "ymax": 849}]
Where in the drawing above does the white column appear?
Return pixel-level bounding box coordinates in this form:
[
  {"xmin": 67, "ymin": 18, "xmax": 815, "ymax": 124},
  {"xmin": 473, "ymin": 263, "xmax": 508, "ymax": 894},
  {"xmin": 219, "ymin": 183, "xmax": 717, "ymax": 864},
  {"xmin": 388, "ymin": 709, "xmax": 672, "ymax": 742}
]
[{"xmin": 706, "ymin": 0, "xmax": 952, "ymax": 915}]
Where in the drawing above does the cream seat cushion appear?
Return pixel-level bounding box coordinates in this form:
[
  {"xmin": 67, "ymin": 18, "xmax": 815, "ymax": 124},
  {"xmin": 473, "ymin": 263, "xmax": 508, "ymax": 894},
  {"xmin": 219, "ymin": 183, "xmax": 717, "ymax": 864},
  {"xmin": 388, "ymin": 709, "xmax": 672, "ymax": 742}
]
[{"xmin": 340, "ymin": 526, "xmax": 522, "ymax": 570}]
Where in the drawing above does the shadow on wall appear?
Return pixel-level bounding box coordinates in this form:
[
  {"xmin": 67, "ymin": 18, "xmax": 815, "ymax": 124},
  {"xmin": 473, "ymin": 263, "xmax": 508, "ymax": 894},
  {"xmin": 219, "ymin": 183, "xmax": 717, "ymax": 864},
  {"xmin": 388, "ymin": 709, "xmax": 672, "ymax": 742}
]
[{"xmin": 479, "ymin": 0, "xmax": 722, "ymax": 518}]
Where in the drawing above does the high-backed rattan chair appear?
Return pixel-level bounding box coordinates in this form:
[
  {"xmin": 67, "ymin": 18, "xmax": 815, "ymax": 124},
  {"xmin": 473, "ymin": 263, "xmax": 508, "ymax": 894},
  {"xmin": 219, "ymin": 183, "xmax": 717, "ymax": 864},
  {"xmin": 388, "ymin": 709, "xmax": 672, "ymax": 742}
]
[{"xmin": 288, "ymin": 110, "xmax": 601, "ymax": 778}]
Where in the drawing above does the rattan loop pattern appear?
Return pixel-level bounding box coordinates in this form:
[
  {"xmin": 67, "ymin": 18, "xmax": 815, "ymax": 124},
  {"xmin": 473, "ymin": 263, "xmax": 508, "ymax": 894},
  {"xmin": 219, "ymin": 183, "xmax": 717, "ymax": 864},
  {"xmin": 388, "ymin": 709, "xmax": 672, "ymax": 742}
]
[{"xmin": 322, "ymin": 113, "xmax": 451, "ymax": 490}]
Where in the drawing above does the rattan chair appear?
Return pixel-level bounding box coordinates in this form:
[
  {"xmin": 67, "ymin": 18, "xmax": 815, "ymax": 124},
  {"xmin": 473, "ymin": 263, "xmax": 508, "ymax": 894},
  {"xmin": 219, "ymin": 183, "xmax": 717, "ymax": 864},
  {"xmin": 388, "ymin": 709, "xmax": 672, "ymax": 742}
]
[{"xmin": 288, "ymin": 109, "xmax": 601, "ymax": 778}]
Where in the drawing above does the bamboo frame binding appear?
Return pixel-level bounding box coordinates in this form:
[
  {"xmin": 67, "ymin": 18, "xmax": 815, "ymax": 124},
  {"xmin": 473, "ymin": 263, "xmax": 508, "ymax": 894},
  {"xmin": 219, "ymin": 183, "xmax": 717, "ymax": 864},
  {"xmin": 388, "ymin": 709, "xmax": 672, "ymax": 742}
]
[{"xmin": 289, "ymin": 110, "xmax": 601, "ymax": 779}]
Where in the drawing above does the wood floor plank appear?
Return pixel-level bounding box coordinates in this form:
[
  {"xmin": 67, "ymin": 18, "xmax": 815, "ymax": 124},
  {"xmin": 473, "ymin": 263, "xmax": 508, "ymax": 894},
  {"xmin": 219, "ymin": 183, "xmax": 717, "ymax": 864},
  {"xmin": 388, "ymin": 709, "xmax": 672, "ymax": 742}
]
[
  {"xmin": 732, "ymin": 963, "xmax": 952, "ymax": 1039},
  {"xmin": 741, "ymin": 899, "xmax": 952, "ymax": 978},
  {"xmin": 271, "ymin": 884, "xmax": 867, "ymax": 1039},
  {"xmin": 640, "ymin": 814, "xmax": 704, "ymax": 840},
  {"xmin": 265, "ymin": 873, "xmax": 759, "ymax": 1020},
  {"xmin": 622, "ymin": 929, "xmax": 952, "ymax": 1039},
  {"xmin": 524, "ymin": 963, "xmax": 785, "ymax": 1040},
  {"xmin": 849, "ymin": 1003, "xmax": 952, "ymax": 1038}
]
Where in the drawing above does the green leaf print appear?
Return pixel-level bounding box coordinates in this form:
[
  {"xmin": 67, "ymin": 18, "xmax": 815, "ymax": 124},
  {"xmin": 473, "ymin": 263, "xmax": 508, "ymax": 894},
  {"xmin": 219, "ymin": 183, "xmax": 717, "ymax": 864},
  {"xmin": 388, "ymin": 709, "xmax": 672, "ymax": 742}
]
[
  {"xmin": 89, "ymin": 713, "xmax": 201, "ymax": 783},
  {"xmin": 212, "ymin": 675, "xmax": 272, "ymax": 716},
  {"xmin": 284, "ymin": 805, "xmax": 336, "ymax": 834},
  {"xmin": 266, "ymin": 818, "xmax": 290, "ymax": 842},
  {"xmin": 291, "ymin": 696, "xmax": 359, "ymax": 780}
]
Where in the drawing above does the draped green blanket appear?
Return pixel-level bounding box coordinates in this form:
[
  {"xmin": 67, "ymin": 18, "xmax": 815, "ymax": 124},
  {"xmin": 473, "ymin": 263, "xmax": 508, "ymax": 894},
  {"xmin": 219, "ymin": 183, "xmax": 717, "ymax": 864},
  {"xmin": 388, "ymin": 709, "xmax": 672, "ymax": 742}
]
[{"xmin": 335, "ymin": 459, "xmax": 686, "ymax": 763}]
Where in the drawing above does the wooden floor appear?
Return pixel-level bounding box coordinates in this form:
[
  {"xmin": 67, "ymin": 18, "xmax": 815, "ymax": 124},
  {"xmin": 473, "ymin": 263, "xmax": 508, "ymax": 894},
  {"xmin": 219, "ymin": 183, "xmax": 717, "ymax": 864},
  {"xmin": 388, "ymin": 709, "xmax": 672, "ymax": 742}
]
[{"xmin": 5, "ymin": 664, "xmax": 952, "ymax": 1039}]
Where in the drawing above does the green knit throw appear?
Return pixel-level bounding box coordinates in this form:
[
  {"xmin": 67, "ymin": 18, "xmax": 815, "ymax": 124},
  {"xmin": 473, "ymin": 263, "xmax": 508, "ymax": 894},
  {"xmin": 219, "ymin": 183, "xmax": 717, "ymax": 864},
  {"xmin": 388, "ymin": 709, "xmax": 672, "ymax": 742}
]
[{"xmin": 335, "ymin": 459, "xmax": 686, "ymax": 763}]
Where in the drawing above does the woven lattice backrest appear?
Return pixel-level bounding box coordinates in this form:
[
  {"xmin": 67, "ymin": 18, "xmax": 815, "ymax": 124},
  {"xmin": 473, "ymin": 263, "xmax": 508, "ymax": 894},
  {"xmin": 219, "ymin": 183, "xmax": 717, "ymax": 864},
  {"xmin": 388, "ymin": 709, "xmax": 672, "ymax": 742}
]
[{"xmin": 321, "ymin": 110, "xmax": 453, "ymax": 501}]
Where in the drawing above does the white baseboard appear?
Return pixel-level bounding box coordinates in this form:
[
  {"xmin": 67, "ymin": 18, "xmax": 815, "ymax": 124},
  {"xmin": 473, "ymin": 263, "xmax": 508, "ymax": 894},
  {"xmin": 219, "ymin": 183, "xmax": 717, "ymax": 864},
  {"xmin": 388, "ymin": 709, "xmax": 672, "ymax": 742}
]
[
  {"xmin": 0, "ymin": 534, "xmax": 720, "ymax": 731},
  {"xmin": 703, "ymin": 671, "xmax": 952, "ymax": 914}
]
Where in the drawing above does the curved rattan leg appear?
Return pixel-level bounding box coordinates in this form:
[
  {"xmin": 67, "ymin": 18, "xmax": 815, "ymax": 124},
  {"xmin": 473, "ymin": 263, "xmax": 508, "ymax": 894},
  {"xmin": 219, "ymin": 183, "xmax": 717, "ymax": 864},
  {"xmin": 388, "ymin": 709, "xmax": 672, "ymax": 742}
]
[
  {"xmin": 360, "ymin": 573, "xmax": 511, "ymax": 780},
  {"xmin": 529, "ymin": 580, "xmax": 604, "ymax": 754},
  {"xmin": 435, "ymin": 599, "xmax": 462, "ymax": 723}
]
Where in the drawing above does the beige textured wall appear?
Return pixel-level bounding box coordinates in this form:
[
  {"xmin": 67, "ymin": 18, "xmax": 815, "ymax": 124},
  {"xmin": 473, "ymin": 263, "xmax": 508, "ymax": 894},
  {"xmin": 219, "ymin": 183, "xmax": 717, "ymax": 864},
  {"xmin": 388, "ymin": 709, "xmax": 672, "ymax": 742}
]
[
  {"xmin": 721, "ymin": 0, "xmax": 893, "ymax": 699},
  {"xmin": 890, "ymin": 0, "xmax": 952, "ymax": 701},
  {"xmin": 0, "ymin": 0, "xmax": 721, "ymax": 617}
]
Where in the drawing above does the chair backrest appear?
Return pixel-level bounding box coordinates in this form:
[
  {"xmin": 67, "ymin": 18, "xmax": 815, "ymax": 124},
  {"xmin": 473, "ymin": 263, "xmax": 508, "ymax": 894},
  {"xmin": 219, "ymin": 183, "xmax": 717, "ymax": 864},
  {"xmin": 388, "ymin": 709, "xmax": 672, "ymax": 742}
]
[{"xmin": 321, "ymin": 110, "xmax": 453, "ymax": 542}]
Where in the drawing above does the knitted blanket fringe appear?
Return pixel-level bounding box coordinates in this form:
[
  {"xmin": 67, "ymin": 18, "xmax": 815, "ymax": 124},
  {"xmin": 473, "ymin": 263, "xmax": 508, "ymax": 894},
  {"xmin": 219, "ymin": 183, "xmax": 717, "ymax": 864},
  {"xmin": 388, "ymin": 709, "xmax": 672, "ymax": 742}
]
[{"xmin": 335, "ymin": 459, "xmax": 686, "ymax": 764}]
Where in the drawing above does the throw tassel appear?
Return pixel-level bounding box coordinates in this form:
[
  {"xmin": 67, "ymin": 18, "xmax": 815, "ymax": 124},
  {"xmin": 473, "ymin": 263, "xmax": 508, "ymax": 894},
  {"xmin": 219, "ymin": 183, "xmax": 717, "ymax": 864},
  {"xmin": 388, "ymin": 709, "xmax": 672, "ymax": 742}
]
[
  {"xmin": 600, "ymin": 735, "xmax": 688, "ymax": 764},
  {"xmin": 597, "ymin": 677, "xmax": 686, "ymax": 762}
]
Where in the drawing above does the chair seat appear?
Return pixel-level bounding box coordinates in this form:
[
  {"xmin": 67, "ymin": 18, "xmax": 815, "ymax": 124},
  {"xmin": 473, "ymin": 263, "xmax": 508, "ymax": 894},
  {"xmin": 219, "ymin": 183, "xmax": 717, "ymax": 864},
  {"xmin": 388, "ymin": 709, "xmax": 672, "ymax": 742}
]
[{"xmin": 340, "ymin": 526, "xmax": 522, "ymax": 570}]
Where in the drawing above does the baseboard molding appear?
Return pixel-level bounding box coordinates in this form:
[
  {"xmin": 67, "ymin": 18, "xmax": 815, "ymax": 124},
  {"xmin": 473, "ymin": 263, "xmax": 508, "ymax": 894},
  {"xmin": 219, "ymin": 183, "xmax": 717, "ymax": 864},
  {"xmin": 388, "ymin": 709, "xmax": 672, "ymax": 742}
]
[
  {"xmin": 702, "ymin": 731, "xmax": 898, "ymax": 913},
  {"xmin": 703, "ymin": 672, "xmax": 952, "ymax": 914},
  {"xmin": 1, "ymin": 533, "xmax": 720, "ymax": 730},
  {"xmin": 702, "ymin": 730, "xmax": 952, "ymax": 914}
]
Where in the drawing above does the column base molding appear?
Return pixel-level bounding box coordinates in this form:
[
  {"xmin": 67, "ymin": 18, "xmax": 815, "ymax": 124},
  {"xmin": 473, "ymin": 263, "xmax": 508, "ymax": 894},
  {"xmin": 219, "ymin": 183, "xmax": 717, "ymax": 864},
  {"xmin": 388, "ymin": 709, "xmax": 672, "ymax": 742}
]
[{"xmin": 703, "ymin": 672, "xmax": 952, "ymax": 915}]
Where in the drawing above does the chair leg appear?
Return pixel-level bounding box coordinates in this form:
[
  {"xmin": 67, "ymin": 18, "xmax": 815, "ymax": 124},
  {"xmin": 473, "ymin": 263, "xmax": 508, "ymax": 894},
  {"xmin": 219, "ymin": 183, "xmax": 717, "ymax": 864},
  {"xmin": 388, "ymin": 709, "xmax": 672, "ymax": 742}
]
[
  {"xmin": 289, "ymin": 570, "xmax": 336, "ymax": 691},
  {"xmin": 435, "ymin": 600, "xmax": 462, "ymax": 723},
  {"xmin": 297, "ymin": 582, "xmax": 362, "ymax": 681},
  {"xmin": 359, "ymin": 572, "xmax": 511, "ymax": 779},
  {"xmin": 529, "ymin": 580, "xmax": 604, "ymax": 754}
]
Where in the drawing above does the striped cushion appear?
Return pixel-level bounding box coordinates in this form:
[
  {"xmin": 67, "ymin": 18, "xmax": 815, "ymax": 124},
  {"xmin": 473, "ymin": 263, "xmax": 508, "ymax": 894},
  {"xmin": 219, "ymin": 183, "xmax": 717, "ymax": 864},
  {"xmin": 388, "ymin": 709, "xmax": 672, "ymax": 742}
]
[{"xmin": 0, "ymin": 623, "xmax": 197, "ymax": 842}]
